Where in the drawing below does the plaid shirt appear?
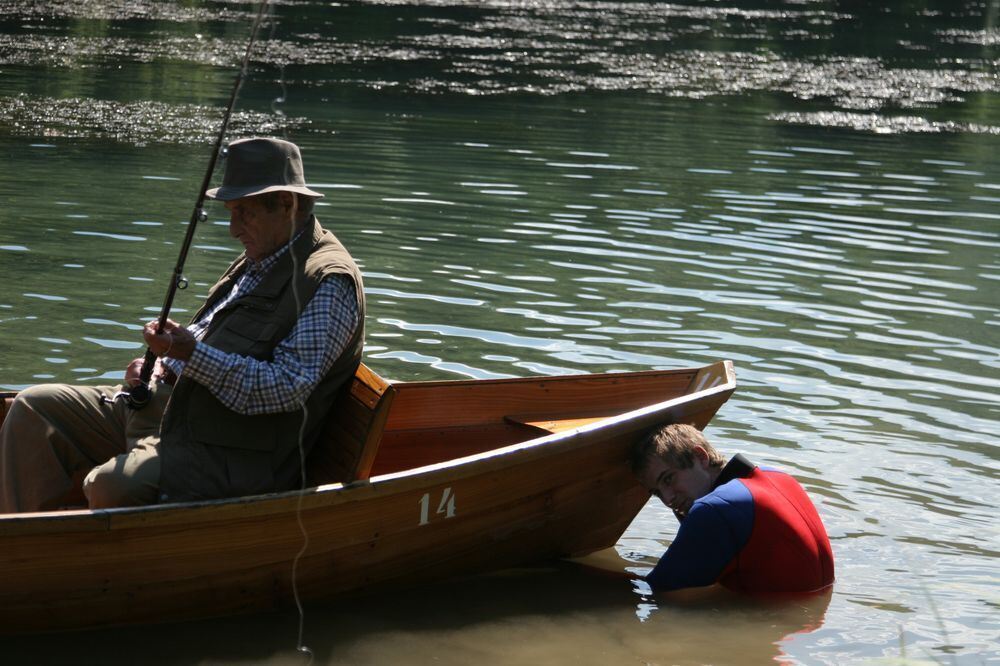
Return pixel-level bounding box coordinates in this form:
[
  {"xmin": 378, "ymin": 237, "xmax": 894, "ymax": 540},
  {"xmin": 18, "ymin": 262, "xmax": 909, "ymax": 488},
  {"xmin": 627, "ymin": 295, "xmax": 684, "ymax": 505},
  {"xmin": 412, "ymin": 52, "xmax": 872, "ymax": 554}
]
[{"xmin": 163, "ymin": 235, "xmax": 360, "ymax": 415}]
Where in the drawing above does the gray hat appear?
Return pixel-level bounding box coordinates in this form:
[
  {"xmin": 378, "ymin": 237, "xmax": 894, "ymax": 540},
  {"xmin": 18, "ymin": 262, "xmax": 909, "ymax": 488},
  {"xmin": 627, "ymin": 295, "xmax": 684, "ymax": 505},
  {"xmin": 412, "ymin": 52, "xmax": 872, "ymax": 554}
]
[{"xmin": 206, "ymin": 137, "xmax": 324, "ymax": 201}]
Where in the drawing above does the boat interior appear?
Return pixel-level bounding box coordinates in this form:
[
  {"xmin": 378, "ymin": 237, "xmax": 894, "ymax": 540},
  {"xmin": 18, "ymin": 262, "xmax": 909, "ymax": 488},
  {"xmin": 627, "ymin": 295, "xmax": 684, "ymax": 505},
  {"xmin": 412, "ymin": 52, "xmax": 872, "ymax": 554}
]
[{"xmin": 306, "ymin": 362, "xmax": 729, "ymax": 485}]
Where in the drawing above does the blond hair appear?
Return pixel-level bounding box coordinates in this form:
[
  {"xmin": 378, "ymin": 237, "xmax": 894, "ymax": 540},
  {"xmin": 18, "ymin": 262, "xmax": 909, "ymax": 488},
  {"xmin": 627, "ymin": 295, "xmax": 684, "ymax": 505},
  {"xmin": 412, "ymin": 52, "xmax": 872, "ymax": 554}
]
[{"xmin": 630, "ymin": 423, "xmax": 725, "ymax": 474}]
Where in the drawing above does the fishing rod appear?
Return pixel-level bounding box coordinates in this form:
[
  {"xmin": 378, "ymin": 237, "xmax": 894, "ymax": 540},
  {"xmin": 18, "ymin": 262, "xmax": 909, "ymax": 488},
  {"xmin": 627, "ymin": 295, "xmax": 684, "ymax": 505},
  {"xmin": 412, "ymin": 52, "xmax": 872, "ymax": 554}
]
[{"xmin": 105, "ymin": 0, "xmax": 271, "ymax": 409}]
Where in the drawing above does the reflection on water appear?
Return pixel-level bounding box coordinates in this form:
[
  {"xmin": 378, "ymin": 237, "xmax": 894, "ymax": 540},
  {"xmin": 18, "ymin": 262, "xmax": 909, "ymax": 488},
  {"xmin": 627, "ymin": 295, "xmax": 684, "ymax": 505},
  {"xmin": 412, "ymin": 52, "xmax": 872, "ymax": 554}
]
[
  {"xmin": 2, "ymin": 1, "xmax": 1000, "ymax": 140},
  {"xmin": 0, "ymin": 93, "xmax": 304, "ymax": 144},
  {"xmin": 0, "ymin": 562, "xmax": 833, "ymax": 666},
  {"xmin": 0, "ymin": 0, "xmax": 998, "ymax": 663}
]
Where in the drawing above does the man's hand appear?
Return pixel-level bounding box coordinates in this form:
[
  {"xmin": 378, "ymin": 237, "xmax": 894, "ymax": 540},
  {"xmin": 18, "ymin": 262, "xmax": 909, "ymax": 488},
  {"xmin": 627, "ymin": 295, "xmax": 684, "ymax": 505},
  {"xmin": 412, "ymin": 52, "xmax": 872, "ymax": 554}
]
[
  {"xmin": 124, "ymin": 357, "xmax": 178, "ymax": 387},
  {"xmin": 142, "ymin": 319, "xmax": 197, "ymax": 362},
  {"xmin": 124, "ymin": 357, "xmax": 145, "ymax": 387}
]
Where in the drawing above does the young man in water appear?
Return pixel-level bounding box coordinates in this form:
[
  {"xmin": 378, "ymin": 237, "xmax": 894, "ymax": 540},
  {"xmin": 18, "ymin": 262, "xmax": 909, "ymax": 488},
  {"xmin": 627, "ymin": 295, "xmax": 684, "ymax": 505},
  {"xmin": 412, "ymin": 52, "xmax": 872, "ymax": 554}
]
[{"xmin": 630, "ymin": 423, "xmax": 834, "ymax": 593}]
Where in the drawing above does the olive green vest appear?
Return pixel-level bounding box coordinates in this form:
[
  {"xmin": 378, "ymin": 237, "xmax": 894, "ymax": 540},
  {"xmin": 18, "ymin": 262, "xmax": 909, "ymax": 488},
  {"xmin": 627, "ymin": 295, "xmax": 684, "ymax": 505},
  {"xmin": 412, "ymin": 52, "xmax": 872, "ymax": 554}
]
[{"xmin": 158, "ymin": 217, "xmax": 365, "ymax": 501}]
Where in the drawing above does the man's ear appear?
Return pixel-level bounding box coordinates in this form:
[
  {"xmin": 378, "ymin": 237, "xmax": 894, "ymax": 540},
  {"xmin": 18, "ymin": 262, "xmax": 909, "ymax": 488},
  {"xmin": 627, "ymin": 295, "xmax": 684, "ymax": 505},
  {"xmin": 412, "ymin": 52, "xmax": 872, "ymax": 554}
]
[{"xmin": 692, "ymin": 445, "xmax": 710, "ymax": 468}]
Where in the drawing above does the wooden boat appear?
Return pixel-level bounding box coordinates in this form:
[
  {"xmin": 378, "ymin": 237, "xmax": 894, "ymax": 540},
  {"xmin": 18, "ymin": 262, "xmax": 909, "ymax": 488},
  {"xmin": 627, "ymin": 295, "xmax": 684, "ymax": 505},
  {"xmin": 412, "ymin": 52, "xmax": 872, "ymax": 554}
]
[{"xmin": 0, "ymin": 360, "xmax": 735, "ymax": 634}]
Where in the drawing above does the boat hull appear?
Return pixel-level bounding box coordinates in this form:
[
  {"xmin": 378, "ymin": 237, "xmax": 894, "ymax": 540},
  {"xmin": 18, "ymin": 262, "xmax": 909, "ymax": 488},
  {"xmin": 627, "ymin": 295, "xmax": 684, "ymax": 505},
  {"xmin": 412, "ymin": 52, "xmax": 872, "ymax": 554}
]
[{"xmin": 0, "ymin": 361, "xmax": 735, "ymax": 633}]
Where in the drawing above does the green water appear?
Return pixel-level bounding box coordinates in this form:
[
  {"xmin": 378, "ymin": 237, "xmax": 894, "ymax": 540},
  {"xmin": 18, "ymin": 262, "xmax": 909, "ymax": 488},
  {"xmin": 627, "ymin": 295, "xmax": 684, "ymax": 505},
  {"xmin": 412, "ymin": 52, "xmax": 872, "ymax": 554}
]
[{"xmin": 1, "ymin": 1, "xmax": 998, "ymax": 663}]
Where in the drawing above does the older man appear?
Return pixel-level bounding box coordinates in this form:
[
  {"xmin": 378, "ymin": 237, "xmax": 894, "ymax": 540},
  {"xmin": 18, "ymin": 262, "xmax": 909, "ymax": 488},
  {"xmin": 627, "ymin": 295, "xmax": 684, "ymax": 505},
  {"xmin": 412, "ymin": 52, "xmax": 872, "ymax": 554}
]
[
  {"xmin": 630, "ymin": 423, "xmax": 834, "ymax": 594},
  {"xmin": 0, "ymin": 137, "xmax": 365, "ymax": 511}
]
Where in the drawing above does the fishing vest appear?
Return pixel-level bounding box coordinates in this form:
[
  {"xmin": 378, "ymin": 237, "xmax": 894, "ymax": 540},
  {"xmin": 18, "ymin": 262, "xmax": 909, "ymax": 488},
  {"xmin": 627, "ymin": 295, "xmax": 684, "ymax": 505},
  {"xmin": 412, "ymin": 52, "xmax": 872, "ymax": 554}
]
[{"xmin": 157, "ymin": 217, "xmax": 365, "ymax": 501}]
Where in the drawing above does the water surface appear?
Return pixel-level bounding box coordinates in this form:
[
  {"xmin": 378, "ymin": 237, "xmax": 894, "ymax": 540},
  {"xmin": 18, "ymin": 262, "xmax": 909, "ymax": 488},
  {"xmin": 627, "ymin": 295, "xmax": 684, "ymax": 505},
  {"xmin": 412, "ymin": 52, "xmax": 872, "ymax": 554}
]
[{"xmin": 0, "ymin": 1, "xmax": 998, "ymax": 664}]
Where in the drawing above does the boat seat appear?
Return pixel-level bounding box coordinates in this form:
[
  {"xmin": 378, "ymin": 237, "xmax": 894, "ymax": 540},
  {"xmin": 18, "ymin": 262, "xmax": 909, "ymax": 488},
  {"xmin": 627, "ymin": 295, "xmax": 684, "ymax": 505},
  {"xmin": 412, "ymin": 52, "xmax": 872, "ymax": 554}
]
[
  {"xmin": 503, "ymin": 413, "xmax": 614, "ymax": 435},
  {"xmin": 306, "ymin": 363, "xmax": 396, "ymax": 486}
]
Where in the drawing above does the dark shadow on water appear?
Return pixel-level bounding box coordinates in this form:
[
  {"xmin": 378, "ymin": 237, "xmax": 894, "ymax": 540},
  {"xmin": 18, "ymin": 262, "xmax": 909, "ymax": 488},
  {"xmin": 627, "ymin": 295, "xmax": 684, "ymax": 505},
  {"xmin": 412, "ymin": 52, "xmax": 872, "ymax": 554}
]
[{"xmin": 0, "ymin": 555, "xmax": 832, "ymax": 665}]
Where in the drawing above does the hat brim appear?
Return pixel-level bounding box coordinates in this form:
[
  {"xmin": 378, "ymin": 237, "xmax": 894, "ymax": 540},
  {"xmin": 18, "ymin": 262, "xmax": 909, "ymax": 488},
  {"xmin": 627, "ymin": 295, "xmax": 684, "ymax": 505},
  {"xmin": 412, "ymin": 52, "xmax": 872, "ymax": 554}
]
[{"xmin": 206, "ymin": 183, "xmax": 325, "ymax": 201}]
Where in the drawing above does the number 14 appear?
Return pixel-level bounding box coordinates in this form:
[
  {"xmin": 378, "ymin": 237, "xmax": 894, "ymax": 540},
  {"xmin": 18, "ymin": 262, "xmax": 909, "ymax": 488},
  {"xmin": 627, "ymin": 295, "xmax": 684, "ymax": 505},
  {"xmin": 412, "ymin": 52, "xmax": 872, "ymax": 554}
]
[{"xmin": 418, "ymin": 487, "xmax": 456, "ymax": 525}]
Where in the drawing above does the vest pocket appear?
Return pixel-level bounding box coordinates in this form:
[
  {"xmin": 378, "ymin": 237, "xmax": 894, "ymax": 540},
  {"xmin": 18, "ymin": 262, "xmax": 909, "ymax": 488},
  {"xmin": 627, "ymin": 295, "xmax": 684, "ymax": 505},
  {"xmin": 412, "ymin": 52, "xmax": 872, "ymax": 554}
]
[
  {"xmin": 216, "ymin": 311, "xmax": 280, "ymax": 358},
  {"xmin": 221, "ymin": 313, "xmax": 279, "ymax": 342}
]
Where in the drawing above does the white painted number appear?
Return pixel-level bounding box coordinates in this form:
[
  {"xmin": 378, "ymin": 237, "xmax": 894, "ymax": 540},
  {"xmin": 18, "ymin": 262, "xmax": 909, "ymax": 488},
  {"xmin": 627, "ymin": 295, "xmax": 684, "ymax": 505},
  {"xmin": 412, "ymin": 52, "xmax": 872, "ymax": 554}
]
[{"xmin": 418, "ymin": 487, "xmax": 457, "ymax": 525}]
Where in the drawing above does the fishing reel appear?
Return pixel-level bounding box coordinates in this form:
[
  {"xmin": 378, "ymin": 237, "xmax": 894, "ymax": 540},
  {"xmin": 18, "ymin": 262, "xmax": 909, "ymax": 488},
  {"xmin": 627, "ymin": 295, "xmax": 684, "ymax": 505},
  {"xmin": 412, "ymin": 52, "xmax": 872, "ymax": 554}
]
[{"xmin": 100, "ymin": 382, "xmax": 152, "ymax": 410}]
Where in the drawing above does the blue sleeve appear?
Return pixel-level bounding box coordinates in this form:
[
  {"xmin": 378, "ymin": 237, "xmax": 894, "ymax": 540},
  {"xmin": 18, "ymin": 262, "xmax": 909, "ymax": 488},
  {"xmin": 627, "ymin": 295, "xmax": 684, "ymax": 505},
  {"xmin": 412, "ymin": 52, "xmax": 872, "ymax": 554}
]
[{"xmin": 646, "ymin": 481, "xmax": 754, "ymax": 591}]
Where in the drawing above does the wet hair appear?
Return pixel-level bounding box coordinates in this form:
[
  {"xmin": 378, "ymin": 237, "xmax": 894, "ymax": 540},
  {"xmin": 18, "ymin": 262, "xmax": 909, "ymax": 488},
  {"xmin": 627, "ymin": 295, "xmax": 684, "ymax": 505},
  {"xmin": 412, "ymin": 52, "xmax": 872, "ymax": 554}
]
[{"xmin": 629, "ymin": 423, "xmax": 725, "ymax": 475}]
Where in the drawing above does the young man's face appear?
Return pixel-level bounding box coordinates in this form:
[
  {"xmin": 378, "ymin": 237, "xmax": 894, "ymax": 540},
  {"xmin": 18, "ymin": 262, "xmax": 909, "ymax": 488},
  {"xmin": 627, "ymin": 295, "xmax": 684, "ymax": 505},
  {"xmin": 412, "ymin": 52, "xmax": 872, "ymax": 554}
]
[
  {"xmin": 225, "ymin": 193, "xmax": 294, "ymax": 261},
  {"xmin": 637, "ymin": 446, "xmax": 716, "ymax": 517}
]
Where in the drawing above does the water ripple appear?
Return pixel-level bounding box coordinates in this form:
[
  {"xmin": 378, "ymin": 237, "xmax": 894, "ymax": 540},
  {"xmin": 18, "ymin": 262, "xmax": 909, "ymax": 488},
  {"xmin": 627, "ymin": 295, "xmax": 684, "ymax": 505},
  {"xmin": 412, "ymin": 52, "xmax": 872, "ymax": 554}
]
[{"xmin": 0, "ymin": 93, "xmax": 302, "ymax": 144}]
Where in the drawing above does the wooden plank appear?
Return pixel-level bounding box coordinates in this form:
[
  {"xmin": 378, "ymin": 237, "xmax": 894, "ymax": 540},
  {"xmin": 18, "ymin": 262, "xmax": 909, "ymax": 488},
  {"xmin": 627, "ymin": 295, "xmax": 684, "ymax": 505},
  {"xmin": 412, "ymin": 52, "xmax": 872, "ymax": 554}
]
[
  {"xmin": 504, "ymin": 414, "xmax": 615, "ymax": 433},
  {"xmin": 351, "ymin": 383, "xmax": 395, "ymax": 481},
  {"xmin": 308, "ymin": 364, "xmax": 392, "ymax": 484},
  {"xmin": 371, "ymin": 422, "xmax": 541, "ymax": 475},
  {"xmin": 686, "ymin": 360, "xmax": 731, "ymax": 394},
  {"xmin": 386, "ymin": 369, "xmax": 697, "ymax": 431}
]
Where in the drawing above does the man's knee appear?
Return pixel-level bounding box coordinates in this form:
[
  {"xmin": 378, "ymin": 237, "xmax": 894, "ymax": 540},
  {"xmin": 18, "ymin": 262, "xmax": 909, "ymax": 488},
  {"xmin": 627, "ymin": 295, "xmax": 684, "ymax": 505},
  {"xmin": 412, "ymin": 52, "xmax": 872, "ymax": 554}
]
[
  {"xmin": 13, "ymin": 383, "xmax": 76, "ymax": 409},
  {"xmin": 7, "ymin": 383, "xmax": 106, "ymax": 430},
  {"xmin": 6, "ymin": 384, "xmax": 59, "ymax": 421},
  {"xmin": 83, "ymin": 448, "xmax": 160, "ymax": 509}
]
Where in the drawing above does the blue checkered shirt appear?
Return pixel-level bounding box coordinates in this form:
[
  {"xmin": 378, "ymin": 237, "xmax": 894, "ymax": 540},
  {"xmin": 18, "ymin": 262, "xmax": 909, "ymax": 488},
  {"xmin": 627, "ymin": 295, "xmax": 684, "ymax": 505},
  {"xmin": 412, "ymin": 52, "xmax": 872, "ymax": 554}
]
[{"xmin": 162, "ymin": 236, "xmax": 360, "ymax": 415}]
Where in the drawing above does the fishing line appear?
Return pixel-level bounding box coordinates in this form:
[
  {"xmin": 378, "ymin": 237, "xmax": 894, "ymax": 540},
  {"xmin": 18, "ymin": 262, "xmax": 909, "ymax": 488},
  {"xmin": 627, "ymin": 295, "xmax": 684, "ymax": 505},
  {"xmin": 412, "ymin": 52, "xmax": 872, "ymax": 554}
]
[
  {"xmin": 265, "ymin": 4, "xmax": 314, "ymax": 659},
  {"xmin": 288, "ymin": 198, "xmax": 314, "ymax": 663}
]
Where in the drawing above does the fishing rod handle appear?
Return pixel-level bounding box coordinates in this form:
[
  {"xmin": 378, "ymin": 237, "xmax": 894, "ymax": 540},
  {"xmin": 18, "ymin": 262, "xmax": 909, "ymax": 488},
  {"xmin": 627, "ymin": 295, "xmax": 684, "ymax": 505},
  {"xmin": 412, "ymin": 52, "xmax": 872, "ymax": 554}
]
[{"xmin": 126, "ymin": 347, "xmax": 159, "ymax": 409}]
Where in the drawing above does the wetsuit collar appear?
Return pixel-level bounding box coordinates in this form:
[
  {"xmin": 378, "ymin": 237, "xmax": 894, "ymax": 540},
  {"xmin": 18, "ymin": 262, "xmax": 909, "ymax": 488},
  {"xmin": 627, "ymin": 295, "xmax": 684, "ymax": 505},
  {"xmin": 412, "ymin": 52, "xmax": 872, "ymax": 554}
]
[
  {"xmin": 672, "ymin": 453, "xmax": 758, "ymax": 523},
  {"xmin": 713, "ymin": 453, "xmax": 757, "ymax": 490}
]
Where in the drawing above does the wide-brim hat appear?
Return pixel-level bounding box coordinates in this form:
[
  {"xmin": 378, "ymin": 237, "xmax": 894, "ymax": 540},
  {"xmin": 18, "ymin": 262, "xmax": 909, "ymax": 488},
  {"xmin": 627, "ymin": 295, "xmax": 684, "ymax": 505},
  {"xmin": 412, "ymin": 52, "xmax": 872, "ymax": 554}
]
[{"xmin": 206, "ymin": 137, "xmax": 325, "ymax": 201}]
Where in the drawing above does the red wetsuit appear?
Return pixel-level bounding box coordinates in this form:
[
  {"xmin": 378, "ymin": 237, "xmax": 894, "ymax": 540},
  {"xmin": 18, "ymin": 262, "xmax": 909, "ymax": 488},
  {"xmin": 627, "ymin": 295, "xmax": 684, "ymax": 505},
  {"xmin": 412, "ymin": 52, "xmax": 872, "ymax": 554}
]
[{"xmin": 647, "ymin": 455, "xmax": 835, "ymax": 593}]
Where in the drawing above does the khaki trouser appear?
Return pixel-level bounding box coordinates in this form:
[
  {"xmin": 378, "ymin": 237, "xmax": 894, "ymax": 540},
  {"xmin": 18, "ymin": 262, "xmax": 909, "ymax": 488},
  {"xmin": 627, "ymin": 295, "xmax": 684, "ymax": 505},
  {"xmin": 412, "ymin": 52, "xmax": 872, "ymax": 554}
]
[{"xmin": 0, "ymin": 382, "xmax": 171, "ymax": 513}]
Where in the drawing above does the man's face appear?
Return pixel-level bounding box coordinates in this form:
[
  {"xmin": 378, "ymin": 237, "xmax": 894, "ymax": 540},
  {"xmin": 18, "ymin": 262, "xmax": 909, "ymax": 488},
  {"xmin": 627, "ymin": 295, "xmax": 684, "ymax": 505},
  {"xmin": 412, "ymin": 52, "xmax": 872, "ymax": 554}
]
[
  {"xmin": 225, "ymin": 194, "xmax": 293, "ymax": 261},
  {"xmin": 637, "ymin": 446, "xmax": 715, "ymax": 517}
]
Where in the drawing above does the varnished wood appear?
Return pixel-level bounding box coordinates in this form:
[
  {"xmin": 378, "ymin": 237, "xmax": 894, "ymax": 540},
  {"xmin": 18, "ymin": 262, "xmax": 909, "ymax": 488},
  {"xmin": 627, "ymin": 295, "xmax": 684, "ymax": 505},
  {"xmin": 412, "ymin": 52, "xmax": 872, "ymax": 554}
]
[
  {"xmin": 384, "ymin": 369, "xmax": 699, "ymax": 431},
  {"xmin": 0, "ymin": 360, "xmax": 736, "ymax": 634},
  {"xmin": 505, "ymin": 414, "xmax": 614, "ymax": 434},
  {"xmin": 307, "ymin": 364, "xmax": 396, "ymax": 484}
]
